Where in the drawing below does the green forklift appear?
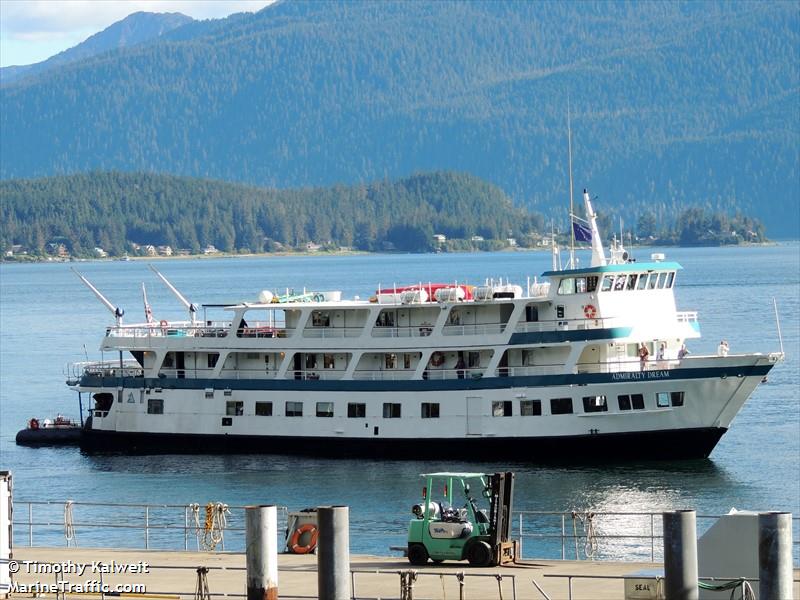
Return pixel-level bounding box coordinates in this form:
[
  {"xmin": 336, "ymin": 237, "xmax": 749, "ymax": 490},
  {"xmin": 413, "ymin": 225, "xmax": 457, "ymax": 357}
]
[{"xmin": 407, "ymin": 471, "xmax": 517, "ymax": 567}]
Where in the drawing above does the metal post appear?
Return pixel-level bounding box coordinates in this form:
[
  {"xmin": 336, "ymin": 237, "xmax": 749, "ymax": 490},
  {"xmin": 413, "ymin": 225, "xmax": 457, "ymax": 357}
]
[
  {"xmin": 561, "ymin": 514, "xmax": 565, "ymax": 560},
  {"xmin": 28, "ymin": 503, "xmax": 33, "ymax": 546},
  {"xmin": 1, "ymin": 472, "xmax": 12, "ymax": 598},
  {"xmin": 144, "ymin": 506, "xmax": 149, "ymax": 549},
  {"xmin": 246, "ymin": 505, "xmax": 278, "ymax": 600},
  {"xmin": 184, "ymin": 506, "xmax": 189, "ymax": 551},
  {"xmin": 317, "ymin": 506, "xmax": 350, "ymax": 600},
  {"xmin": 662, "ymin": 510, "xmax": 698, "ymax": 600},
  {"xmin": 650, "ymin": 513, "xmax": 655, "ymax": 561},
  {"xmin": 758, "ymin": 512, "xmax": 793, "ymax": 600}
]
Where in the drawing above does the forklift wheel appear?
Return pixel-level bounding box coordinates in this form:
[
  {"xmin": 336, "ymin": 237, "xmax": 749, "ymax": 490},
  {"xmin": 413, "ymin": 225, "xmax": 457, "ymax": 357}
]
[
  {"xmin": 466, "ymin": 540, "xmax": 493, "ymax": 567},
  {"xmin": 407, "ymin": 543, "xmax": 429, "ymax": 566}
]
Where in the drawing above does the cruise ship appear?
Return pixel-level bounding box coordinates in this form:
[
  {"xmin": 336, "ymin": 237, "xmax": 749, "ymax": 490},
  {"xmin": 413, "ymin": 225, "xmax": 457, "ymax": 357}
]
[{"xmin": 67, "ymin": 191, "xmax": 782, "ymax": 458}]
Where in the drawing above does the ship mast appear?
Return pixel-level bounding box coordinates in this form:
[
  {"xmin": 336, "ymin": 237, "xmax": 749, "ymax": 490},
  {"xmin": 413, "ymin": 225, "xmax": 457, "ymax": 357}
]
[{"xmin": 567, "ymin": 98, "xmax": 575, "ymax": 269}]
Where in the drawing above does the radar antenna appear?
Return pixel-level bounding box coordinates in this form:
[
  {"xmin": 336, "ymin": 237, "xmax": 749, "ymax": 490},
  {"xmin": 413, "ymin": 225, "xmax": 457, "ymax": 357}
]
[
  {"xmin": 71, "ymin": 268, "xmax": 124, "ymax": 325},
  {"xmin": 148, "ymin": 265, "xmax": 198, "ymax": 323}
]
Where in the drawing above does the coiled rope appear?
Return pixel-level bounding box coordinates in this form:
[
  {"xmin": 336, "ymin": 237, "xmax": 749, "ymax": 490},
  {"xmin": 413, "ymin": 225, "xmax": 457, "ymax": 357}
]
[
  {"xmin": 698, "ymin": 578, "xmax": 756, "ymax": 600},
  {"xmin": 64, "ymin": 500, "xmax": 77, "ymax": 546},
  {"xmin": 570, "ymin": 510, "xmax": 597, "ymax": 559},
  {"xmin": 189, "ymin": 502, "xmax": 230, "ymax": 551}
]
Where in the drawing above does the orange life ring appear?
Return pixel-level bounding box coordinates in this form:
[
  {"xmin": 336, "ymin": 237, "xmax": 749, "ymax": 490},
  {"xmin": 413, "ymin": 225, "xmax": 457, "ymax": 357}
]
[
  {"xmin": 430, "ymin": 351, "xmax": 445, "ymax": 367},
  {"xmin": 289, "ymin": 523, "xmax": 318, "ymax": 554},
  {"xmin": 584, "ymin": 305, "xmax": 597, "ymax": 319},
  {"xmin": 29, "ymin": 418, "xmax": 40, "ymax": 430}
]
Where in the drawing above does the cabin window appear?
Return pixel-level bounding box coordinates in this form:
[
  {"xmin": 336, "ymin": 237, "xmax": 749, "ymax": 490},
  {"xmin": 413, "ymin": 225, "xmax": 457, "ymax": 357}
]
[
  {"xmin": 582, "ymin": 395, "xmax": 608, "ymax": 413},
  {"xmin": 656, "ymin": 392, "xmax": 670, "ymax": 408},
  {"xmin": 520, "ymin": 399, "xmax": 542, "ymax": 416},
  {"xmin": 525, "ymin": 305, "xmax": 539, "ymax": 322},
  {"xmin": 347, "ymin": 403, "xmax": 366, "ymax": 418},
  {"xmin": 614, "ymin": 275, "xmax": 627, "ymax": 291},
  {"xmin": 637, "ymin": 274, "xmax": 649, "ymax": 290},
  {"xmin": 421, "ymin": 403, "xmax": 440, "ymax": 418},
  {"xmin": 324, "ymin": 354, "xmax": 336, "ymax": 369},
  {"xmin": 204, "ymin": 389, "xmax": 214, "ymax": 398},
  {"xmin": 376, "ymin": 311, "xmax": 395, "ymax": 327},
  {"xmin": 665, "ymin": 272, "xmax": 676, "ymax": 288},
  {"xmin": 221, "ymin": 417, "xmax": 232, "ymax": 427},
  {"xmin": 618, "ymin": 394, "xmax": 645, "ymax": 411},
  {"xmin": 147, "ymin": 399, "xmax": 164, "ymax": 415},
  {"xmin": 601, "ymin": 275, "xmax": 614, "ymax": 292},
  {"xmin": 558, "ymin": 278, "xmax": 576, "ymax": 295},
  {"xmin": 207, "ymin": 353, "xmax": 219, "ymax": 369},
  {"xmin": 311, "ymin": 311, "xmax": 330, "ymax": 327},
  {"xmin": 226, "ymin": 401, "xmax": 244, "ymax": 416},
  {"xmin": 383, "ymin": 403, "xmax": 401, "ymax": 418},
  {"xmin": 316, "ymin": 402, "xmax": 334, "ymax": 417},
  {"xmin": 385, "ymin": 353, "xmax": 397, "ymax": 369},
  {"xmin": 632, "ymin": 394, "xmax": 645, "ymax": 409},
  {"xmin": 626, "ymin": 274, "xmax": 638, "ymax": 290},
  {"xmin": 492, "ymin": 401, "xmax": 513, "ymax": 417},
  {"xmin": 586, "ymin": 276, "xmax": 599, "ymax": 292},
  {"xmin": 404, "ymin": 354, "xmax": 412, "ymax": 369},
  {"xmin": 671, "ymin": 391, "xmax": 685, "ymax": 407},
  {"xmin": 255, "ymin": 401, "xmax": 273, "ymax": 416},
  {"xmin": 285, "ymin": 401, "xmax": 303, "ymax": 417},
  {"xmin": 468, "ymin": 352, "xmax": 481, "ymax": 368},
  {"xmin": 550, "ymin": 397, "xmax": 573, "ymax": 415},
  {"xmin": 264, "ymin": 355, "xmax": 270, "ymax": 366},
  {"xmin": 448, "ymin": 310, "xmax": 462, "ymax": 325}
]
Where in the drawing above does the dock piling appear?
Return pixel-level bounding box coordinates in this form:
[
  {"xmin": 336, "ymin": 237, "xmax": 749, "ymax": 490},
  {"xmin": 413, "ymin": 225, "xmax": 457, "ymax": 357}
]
[
  {"xmin": 317, "ymin": 506, "xmax": 351, "ymax": 600},
  {"xmin": 758, "ymin": 511, "xmax": 793, "ymax": 600},
  {"xmin": 245, "ymin": 505, "xmax": 278, "ymax": 600},
  {"xmin": 662, "ymin": 510, "xmax": 698, "ymax": 600}
]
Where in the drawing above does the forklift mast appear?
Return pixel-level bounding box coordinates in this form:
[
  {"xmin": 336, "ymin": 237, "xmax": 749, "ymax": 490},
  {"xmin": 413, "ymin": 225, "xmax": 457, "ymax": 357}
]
[{"xmin": 487, "ymin": 471, "xmax": 516, "ymax": 564}]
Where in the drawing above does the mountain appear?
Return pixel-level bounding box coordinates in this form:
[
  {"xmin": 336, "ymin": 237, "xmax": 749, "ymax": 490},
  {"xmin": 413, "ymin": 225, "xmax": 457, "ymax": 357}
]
[
  {"xmin": 0, "ymin": 171, "xmax": 541, "ymax": 256},
  {"xmin": 1, "ymin": 1, "xmax": 797, "ymax": 236},
  {"xmin": 0, "ymin": 12, "xmax": 193, "ymax": 84}
]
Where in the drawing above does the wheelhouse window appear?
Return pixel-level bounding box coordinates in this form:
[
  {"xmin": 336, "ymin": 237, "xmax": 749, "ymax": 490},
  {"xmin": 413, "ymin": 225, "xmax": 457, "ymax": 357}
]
[
  {"xmin": 285, "ymin": 401, "xmax": 303, "ymax": 417},
  {"xmin": 582, "ymin": 395, "xmax": 608, "ymax": 413},
  {"xmin": 383, "ymin": 403, "xmax": 401, "ymax": 418},
  {"xmin": 613, "ymin": 275, "xmax": 627, "ymax": 291},
  {"xmin": 421, "ymin": 403, "xmax": 440, "ymax": 418},
  {"xmin": 575, "ymin": 277, "xmax": 587, "ymax": 293},
  {"xmin": 647, "ymin": 273, "xmax": 659, "ymax": 290},
  {"xmin": 492, "ymin": 401, "xmax": 513, "ymax": 417},
  {"xmin": 626, "ymin": 274, "xmax": 638, "ymax": 290},
  {"xmin": 601, "ymin": 276, "xmax": 614, "ymax": 292},
  {"xmin": 637, "ymin": 274, "xmax": 649, "ymax": 290},
  {"xmin": 147, "ymin": 398, "xmax": 164, "ymax": 414},
  {"xmin": 665, "ymin": 272, "xmax": 676, "ymax": 288},
  {"xmin": 550, "ymin": 397, "xmax": 573, "ymax": 415},
  {"xmin": 656, "ymin": 392, "xmax": 670, "ymax": 408},
  {"xmin": 316, "ymin": 402, "xmax": 334, "ymax": 417},
  {"xmin": 347, "ymin": 403, "xmax": 366, "ymax": 418},
  {"xmin": 520, "ymin": 399, "xmax": 542, "ymax": 416},
  {"xmin": 226, "ymin": 401, "xmax": 244, "ymax": 416},
  {"xmin": 586, "ymin": 276, "xmax": 599, "ymax": 292},
  {"xmin": 255, "ymin": 401, "xmax": 273, "ymax": 416},
  {"xmin": 670, "ymin": 391, "xmax": 685, "ymax": 407},
  {"xmin": 557, "ymin": 278, "xmax": 576, "ymax": 295}
]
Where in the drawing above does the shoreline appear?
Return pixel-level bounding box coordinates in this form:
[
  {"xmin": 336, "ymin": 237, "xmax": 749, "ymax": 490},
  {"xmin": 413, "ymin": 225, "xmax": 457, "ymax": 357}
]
[{"xmin": 0, "ymin": 240, "xmax": 786, "ymax": 265}]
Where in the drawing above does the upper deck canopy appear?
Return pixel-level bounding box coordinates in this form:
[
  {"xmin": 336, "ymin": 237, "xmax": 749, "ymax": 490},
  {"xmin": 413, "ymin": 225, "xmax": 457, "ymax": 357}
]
[{"xmin": 542, "ymin": 261, "xmax": 683, "ymax": 278}]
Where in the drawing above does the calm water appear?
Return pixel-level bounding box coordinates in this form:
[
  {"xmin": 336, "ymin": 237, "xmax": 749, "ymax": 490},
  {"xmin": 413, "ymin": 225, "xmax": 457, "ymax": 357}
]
[{"xmin": 1, "ymin": 245, "xmax": 798, "ymax": 558}]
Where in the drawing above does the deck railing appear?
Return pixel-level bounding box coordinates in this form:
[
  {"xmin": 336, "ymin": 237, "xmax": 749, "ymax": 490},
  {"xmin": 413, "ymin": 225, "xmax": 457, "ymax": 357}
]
[{"xmin": 12, "ymin": 501, "xmax": 798, "ymax": 564}]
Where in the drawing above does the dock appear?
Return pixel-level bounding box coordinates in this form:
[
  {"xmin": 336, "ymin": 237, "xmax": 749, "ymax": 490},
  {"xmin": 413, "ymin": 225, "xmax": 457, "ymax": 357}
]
[{"xmin": 8, "ymin": 547, "xmax": 800, "ymax": 599}]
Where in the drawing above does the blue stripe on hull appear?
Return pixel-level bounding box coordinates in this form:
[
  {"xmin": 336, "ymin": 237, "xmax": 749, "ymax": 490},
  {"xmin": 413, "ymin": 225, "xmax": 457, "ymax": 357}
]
[
  {"xmin": 81, "ymin": 363, "xmax": 773, "ymax": 393},
  {"xmin": 509, "ymin": 326, "xmax": 632, "ymax": 344},
  {"xmin": 80, "ymin": 427, "xmax": 727, "ymax": 460}
]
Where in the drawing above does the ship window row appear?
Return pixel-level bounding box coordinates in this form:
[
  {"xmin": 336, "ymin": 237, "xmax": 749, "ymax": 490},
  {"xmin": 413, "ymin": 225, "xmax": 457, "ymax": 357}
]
[{"xmin": 600, "ymin": 272, "xmax": 676, "ymax": 293}]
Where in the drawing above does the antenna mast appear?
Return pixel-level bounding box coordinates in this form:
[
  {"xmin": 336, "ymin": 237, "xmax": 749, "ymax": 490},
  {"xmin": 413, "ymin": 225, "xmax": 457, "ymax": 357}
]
[{"xmin": 567, "ymin": 97, "xmax": 575, "ymax": 269}]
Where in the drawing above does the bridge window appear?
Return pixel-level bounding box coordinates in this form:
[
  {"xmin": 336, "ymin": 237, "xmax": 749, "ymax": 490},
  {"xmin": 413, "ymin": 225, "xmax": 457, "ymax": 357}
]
[
  {"xmin": 586, "ymin": 276, "xmax": 599, "ymax": 292},
  {"xmin": 520, "ymin": 399, "xmax": 542, "ymax": 416},
  {"xmin": 657, "ymin": 273, "xmax": 668, "ymax": 289},
  {"xmin": 558, "ymin": 278, "xmax": 576, "ymax": 295},
  {"xmin": 647, "ymin": 273, "xmax": 659, "ymax": 290},
  {"xmin": 613, "ymin": 275, "xmax": 627, "ymax": 291},
  {"xmin": 550, "ymin": 397, "xmax": 573, "ymax": 415},
  {"xmin": 626, "ymin": 274, "xmax": 638, "ymax": 290},
  {"xmin": 601, "ymin": 276, "xmax": 614, "ymax": 292},
  {"xmin": 665, "ymin": 272, "xmax": 676, "ymax": 288},
  {"xmin": 637, "ymin": 274, "xmax": 649, "ymax": 290}
]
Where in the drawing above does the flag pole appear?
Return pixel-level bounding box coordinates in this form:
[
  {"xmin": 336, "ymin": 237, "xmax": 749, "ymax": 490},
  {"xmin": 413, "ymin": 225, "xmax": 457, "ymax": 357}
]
[{"xmin": 567, "ymin": 96, "xmax": 575, "ymax": 270}]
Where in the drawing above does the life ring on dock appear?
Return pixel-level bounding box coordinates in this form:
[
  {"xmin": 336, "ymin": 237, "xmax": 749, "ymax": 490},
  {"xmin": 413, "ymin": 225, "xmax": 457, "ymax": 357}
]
[
  {"xmin": 583, "ymin": 305, "xmax": 597, "ymax": 319},
  {"xmin": 289, "ymin": 524, "xmax": 319, "ymax": 554},
  {"xmin": 430, "ymin": 351, "xmax": 445, "ymax": 367},
  {"xmin": 29, "ymin": 418, "xmax": 40, "ymax": 430}
]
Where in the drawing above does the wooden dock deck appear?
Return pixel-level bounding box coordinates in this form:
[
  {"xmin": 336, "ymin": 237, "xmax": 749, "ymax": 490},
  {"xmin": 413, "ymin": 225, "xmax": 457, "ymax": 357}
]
[{"xmin": 8, "ymin": 547, "xmax": 800, "ymax": 599}]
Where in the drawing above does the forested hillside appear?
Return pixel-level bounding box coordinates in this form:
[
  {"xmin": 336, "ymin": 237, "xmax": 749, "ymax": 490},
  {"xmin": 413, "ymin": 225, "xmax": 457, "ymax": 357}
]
[
  {"xmin": 1, "ymin": 1, "xmax": 797, "ymax": 235},
  {"xmin": 0, "ymin": 171, "xmax": 541, "ymax": 256}
]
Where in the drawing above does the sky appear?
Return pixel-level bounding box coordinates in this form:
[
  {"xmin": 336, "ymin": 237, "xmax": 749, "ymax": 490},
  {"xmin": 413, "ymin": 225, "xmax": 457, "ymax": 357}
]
[{"xmin": 0, "ymin": 0, "xmax": 275, "ymax": 67}]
